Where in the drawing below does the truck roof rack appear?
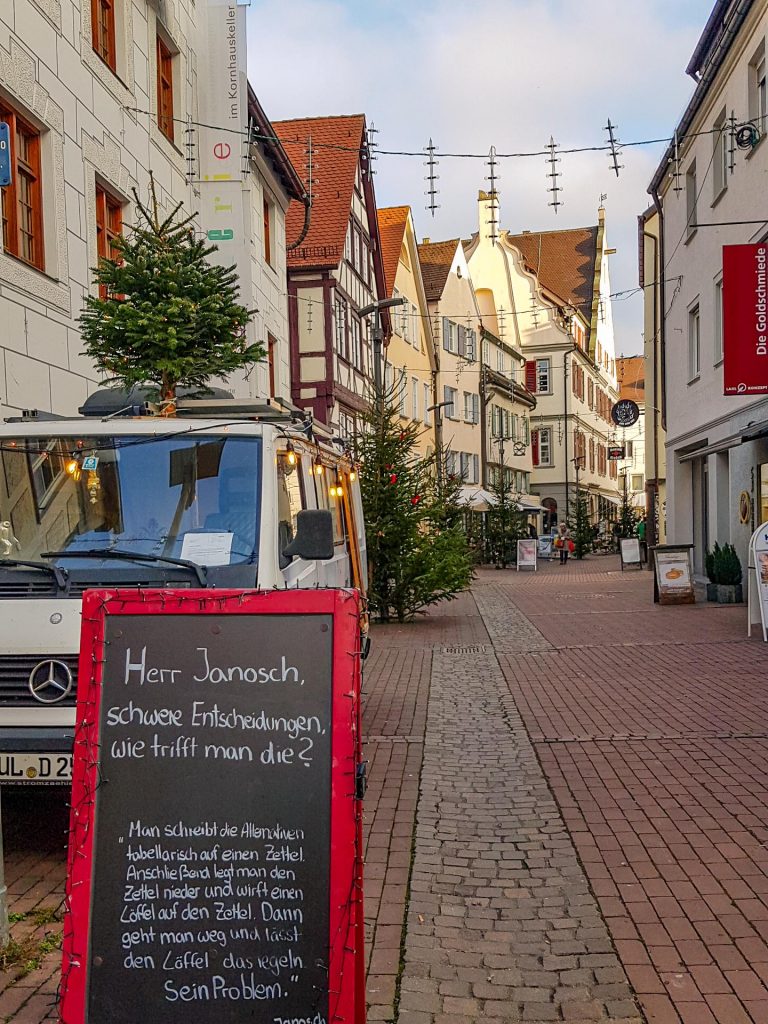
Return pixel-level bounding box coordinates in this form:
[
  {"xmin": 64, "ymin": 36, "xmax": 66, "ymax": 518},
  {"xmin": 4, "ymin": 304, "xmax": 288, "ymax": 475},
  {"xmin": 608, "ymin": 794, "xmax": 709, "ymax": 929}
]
[
  {"xmin": 79, "ymin": 387, "xmax": 236, "ymax": 418},
  {"xmin": 4, "ymin": 408, "xmax": 70, "ymax": 423}
]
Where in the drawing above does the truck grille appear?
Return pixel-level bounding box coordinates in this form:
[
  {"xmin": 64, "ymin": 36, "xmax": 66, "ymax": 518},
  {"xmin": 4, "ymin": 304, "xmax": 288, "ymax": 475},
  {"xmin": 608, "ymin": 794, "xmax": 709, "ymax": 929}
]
[{"xmin": 0, "ymin": 655, "xmax": 79, "ymax": 707}]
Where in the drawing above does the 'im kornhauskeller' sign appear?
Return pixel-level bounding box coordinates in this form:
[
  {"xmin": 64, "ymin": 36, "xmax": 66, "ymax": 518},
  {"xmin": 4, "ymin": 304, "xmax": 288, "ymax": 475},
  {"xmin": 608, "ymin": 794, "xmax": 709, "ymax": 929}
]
[{"xmin": 723, "ymin": 243, "xmax": 768, "ymax": 396}]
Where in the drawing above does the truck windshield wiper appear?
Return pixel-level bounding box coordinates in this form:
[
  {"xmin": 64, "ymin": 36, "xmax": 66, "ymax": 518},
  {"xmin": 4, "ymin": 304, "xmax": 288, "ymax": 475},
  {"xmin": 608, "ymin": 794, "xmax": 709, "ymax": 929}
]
[
  {"xmin": 0, "ymin": 558, "xmax": 68, "ymax": 590},
  {"xmin": 41, "ymin": 549, "xmax": 208, "ymax": 587}
]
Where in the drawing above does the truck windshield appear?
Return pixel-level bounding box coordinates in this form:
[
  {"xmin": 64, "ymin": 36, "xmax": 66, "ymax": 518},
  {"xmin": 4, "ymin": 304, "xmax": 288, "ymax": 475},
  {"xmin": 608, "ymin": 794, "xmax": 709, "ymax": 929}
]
[{"xmin": 0, "ymin": 435, "xmax": 261, "ymax": 568}]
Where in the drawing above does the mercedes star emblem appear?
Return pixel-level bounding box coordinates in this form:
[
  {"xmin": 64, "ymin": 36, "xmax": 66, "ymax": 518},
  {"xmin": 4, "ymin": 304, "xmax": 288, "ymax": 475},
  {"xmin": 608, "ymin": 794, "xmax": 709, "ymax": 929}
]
[{"xmin": 28, "ymin": 660, "xmax": 74, "ymax": 705}]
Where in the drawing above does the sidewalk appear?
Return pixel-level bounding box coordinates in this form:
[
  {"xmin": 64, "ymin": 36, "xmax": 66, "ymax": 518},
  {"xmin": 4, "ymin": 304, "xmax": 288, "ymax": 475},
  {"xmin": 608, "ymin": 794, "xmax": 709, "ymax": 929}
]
[{"xmin": 2, "ymin": 558, "xmax": 767, "ymax": 1024}]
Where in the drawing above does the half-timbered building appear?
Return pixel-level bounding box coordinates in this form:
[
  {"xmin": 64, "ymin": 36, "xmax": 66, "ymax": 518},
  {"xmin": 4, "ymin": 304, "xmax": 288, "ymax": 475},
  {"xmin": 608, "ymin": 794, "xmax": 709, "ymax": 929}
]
[{"xmin": 272, "ymin": 115, "xmax": 387, "ymax": 437}]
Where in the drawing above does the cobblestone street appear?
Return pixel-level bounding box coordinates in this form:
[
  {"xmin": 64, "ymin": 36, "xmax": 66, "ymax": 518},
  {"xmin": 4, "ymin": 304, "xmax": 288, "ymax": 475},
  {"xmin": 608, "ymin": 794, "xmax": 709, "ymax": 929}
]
[{"xmin": 2, "ymin": 558, "xmax": 768, "ymax": 1023}]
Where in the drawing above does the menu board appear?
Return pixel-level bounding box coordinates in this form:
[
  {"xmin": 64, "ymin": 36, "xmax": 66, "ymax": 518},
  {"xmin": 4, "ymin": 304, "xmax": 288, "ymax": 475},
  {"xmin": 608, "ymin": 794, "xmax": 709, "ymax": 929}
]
[
  {"xmin": 653, "ymin": 547, "xmax": 695, "ymax": 604},
  {"xmin": 620, "ymin": 538, "xmax": 642, "ymax": 569},
  {"xmin": 61, "ymin": 591, "xmax": 362, "ymax": 1024}
]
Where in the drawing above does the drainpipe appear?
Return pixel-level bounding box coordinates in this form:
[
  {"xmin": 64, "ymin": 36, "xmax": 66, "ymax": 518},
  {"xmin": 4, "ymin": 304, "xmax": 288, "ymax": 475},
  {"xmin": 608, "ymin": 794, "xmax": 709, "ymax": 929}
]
[
  {"xmin": 651, "ymin": 188, "xmax": 666, "ymax": 432},
  {"xmin": 643, "ymin": 227, "xmax": 660, "ymax": 547},
  {"xmin": 563, "ymin": 352, "xmax": 570, "ymax": 521}
]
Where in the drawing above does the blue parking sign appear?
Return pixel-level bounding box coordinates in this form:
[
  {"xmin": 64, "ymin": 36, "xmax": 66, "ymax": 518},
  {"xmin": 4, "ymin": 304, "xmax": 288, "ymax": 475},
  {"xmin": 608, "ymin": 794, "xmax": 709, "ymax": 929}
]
[{"xmin": 0, "ymin": 122, "xmax": 10, "ymax": 188}]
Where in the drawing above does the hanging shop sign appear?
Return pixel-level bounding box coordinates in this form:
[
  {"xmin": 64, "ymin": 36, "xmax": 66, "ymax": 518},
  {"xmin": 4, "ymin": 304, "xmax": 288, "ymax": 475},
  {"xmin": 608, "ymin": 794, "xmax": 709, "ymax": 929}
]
[
  {"xmin": 60, "ymin": 588, "xmax": 365, "ymax": 1024},
  {"xmin": 739, "ymin": 490, "xmax": 753, "ymax": 525},
  {"xmin": 652, "ymin": 545, "xmax": 695, "ymax": 605},
  {"xmin": 607, "ymin": 446, "xmax": 626, "ymax": 461},
  {"xmin": 517, "ymin": 538, "xmax": 537, "ymax": 571},
  {"xmin": 611, "ymin": 400, "xmax": 640, "ymax": 427},
  {"xmin": 723, "ymin": 244, "xmax": 768, "ymax": 396}
]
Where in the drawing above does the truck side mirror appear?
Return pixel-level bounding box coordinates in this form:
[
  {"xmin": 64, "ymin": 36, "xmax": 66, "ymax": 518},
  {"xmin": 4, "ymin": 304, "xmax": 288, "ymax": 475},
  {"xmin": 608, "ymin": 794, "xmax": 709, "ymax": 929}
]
[{"xmin": 282, "ymin": 510, "xmax": 335, "ymax": 562}]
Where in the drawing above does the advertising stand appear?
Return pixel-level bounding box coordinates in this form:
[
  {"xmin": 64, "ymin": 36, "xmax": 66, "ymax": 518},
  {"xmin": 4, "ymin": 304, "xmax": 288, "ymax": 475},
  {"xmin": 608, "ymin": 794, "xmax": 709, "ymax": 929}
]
[
  {"xmin": 748, "ymin": 522, "xmax": 768, "ymax": 641},
  {"xmin": 619, "ymin": 538, "xmax": 643, "ymax": 571},
  {"xmin": 60, "ymin": 588, "xmax": 365, "ymax": 1024},
  {"xmin": 652, "ymin": 545, "xmax": 695, "ymax": 605},
  {"xmin": 517, "ymin": 539, "xmax": 537, "ymax": 572}
]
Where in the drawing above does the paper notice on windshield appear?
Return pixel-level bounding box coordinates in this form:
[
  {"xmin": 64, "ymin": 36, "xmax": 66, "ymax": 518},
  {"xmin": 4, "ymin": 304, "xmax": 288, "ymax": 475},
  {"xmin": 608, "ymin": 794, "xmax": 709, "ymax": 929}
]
[{"xmin": 180, "ymin": 532, "xmax": 233, "ymax": 566}]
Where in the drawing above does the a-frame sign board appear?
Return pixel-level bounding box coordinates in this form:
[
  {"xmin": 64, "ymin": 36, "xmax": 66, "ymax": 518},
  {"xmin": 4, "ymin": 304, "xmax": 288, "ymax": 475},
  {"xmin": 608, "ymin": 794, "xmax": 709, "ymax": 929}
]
[{"xmin": 60, "ymin": 588, "xmax": 365, "ymax": 1024}]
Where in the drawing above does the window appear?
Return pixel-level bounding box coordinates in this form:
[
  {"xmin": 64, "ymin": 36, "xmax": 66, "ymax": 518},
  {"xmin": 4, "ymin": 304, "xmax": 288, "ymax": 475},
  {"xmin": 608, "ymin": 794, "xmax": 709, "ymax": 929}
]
[
  {"xmin": 472, "ymin": 454, "xmax": 479, "ymax": 485},
  {"xmin": 463, "ymin": 392, "xmax": 478, "ymax": 424},
  {"xmin": 444, "ymin": 386, "xmax": 458, "ymax": 420},
  {"xmin": 442, "ymin": 318, "xmax": 457, "ymax": 354},
  {"xmin": 277, "ymin": 454, "xmax": 305, "ymax": 565},
  {"xmin": 589, "ymin": 437, "xmax": 595, "ymax": 472},
  {"xmin": 411, "ymin": 304, "xmax": 419, "ymax": 347},
  {"xmin": 156, "ymin": 35, "xmax": 175, "ymax": 142},
  {"xmin": 424, "ymin": 384, "xmax": 431, "ymax": 426},
  {"xmin": 631, "ymin": 474, "xmax": 643, "ymax": 492},
  {"xmin": 536, "ymin": 358, "xmax": 551, "ymax": 393},
  {"xmin": 0, "ymin": 103, "xmax": 44, "ymax": 271},
  {"xmin": 398, "ymin": 369, "xmax": 407, "ymax": 416},
  {"xmin": 95, "ymin": 184, "xmax": 122, "ymax": 298},
  {"xmin": 412, "ymin": 378, "xmax": 420, "ymax": 421},
  {"xmin": 688, "ymin": 303, "xmax": 701, "ymax": 380},
  {"xmin": 465, "ymin": 329, "xmax": 476, "ymax": 361},
  {"xmin": 335, "ymin": 296, "xmax": 347, "ymax": 356},
  {"xmin": 460, "ymin": 452, "xmax": 469, "ymax": 479},
  {"xmin": 588, "ymin": 379, "xmax": 594, "ymax": 409},
  {"xmin": 686, "ymin": 160, "xmax": 697, "ymax": 237},
  {"xmin": 267, "ymin": 333, "xmax": 277, "ymax": 397},
  {"xmin": 350, "ymin": 316, "xmax": 362, "ymax": 369},
  {"xmin": 92, "ymin": 0, "xmax": 117, "ymax": 72},
  {"xmin": 496, "ymin": 348, "xmax": 504, "ymax": 373},
  {"xmin": 626, "ymin": 440, "xmax": 634, "ymax": 459},
  {"xmin": 482, "ymin": 339, "xmax": 490, "ymax": 365},
  {"xmin": 750, "ymin": 44, "xmax": 767, "ymax": 131},
  {"xmin": 714, "ymin": 275, "xmax": 723, "ymax": 364},
  {"xmin": 263, "ymin": 195, "xmax": 274, "ymax": 267},
  {"xmin": 713, "ymin": 109, "xmax": 728, "ymax": 197},
  {"xmin": 533, "ymin": 427, "xmax": 552, "ymax": 467}
]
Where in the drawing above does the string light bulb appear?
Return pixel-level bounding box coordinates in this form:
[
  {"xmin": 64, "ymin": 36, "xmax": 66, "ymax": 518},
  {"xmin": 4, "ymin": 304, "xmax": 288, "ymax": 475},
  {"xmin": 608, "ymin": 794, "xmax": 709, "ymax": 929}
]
[
  {"xmin": 314, "ymin": 459, "xmax": 324, "ymax": 476},
  {"xmin": 285, "ymin": 441, "xmax": 297, "ymax": 467},
  {"xmin": 66, "ymin": 460, "xmax": 80, "ymax": 476},
  {"xmin": 349, "ymin": 470, "xmax": 357, "ymax": 482}
]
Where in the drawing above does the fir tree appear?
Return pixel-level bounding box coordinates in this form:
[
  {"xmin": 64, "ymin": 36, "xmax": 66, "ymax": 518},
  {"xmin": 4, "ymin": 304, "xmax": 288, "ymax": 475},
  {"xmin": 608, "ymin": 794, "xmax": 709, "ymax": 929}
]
[
  {"xmin": 485, "ymin": 466, "xmax": 527, "ymax": 568},
  {"xmin": 78, "ymin": 177, "xmax": 259, "ymax": 409},
  {"xmin": 571, "ymin": 488, "xmax": 593, "ymax": 559},
  {"xmin": 355, "ymin": 382, "xmax": 473, "ymax": 623}
]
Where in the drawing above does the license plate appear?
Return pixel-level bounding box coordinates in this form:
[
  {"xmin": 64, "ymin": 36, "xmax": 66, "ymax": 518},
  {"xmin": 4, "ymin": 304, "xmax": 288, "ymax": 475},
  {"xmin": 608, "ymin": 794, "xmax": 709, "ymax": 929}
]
[{"xmin": 0, "ymin": 753, "xmax": 72, "ymax": 783}]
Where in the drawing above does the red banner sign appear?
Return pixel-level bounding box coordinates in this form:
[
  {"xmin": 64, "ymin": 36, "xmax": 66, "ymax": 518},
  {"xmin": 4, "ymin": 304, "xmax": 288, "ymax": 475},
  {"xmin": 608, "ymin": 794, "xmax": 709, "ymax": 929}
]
[{"xmin": 723, "ymin": 243, "xmax": 768, "ymax": 396}]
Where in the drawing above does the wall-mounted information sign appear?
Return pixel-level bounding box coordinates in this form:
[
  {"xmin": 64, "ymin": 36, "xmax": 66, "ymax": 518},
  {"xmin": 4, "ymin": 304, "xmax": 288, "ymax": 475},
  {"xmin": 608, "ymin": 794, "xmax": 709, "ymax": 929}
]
[{"xmin": 60, "ymin": 588, "xmax": 364, "ymax": 1024}]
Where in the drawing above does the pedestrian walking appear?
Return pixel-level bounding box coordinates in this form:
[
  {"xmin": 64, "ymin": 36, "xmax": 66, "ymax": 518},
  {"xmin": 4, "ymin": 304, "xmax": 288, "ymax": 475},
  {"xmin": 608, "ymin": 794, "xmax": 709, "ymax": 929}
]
[{"xmin": 555, "ymin": 522, "xmax": 572, "ymax": 565}]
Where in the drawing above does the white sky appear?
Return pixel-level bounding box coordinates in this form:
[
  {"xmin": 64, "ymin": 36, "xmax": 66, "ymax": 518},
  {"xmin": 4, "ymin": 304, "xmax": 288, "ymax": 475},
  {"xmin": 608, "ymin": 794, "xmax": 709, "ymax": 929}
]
[{"xmin": 247, "ymin": 0, "xmax": 715, "ymax": 354}]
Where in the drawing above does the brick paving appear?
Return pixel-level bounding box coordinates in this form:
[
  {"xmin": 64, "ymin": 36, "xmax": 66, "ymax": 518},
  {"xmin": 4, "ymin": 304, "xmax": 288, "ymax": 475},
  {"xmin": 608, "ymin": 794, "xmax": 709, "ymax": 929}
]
[{"xmin": 1, "ymin": 566, "xmax": 767, "ymax": 1024}]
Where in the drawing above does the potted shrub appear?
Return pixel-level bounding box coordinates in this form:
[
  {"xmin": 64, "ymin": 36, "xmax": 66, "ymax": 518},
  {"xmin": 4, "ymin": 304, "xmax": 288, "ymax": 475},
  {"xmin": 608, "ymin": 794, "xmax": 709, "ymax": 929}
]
[
  {"xmin": 712, "ymin": 542, "xmax": 743, "ymax": 604},
  {"xmin": 705, "ymin": 548, "xmax": 718, "ymax": 602}
]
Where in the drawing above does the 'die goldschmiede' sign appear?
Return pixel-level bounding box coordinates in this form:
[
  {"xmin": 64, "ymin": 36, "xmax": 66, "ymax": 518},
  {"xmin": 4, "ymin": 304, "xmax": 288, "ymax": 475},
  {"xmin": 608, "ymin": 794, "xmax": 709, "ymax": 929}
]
[{"xmin": 60, "ymin": 589, "xmax": 364, "ymax": 1024}]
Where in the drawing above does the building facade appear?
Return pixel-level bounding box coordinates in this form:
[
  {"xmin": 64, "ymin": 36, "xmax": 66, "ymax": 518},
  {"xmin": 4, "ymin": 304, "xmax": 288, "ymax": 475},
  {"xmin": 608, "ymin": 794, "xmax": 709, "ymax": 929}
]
[
  {"xmin": 617, "ymin": 356, "xmax": 647, "ymax": 511},
  {"xmin": 274, "ymin": 114, "xmax": 387, "ymax": 439},
  {"xmin": 417, "ymin": 238, "xmax": 483, "ymax": 496},
  {"xmin": 648, "ymin": 0, "xmax": 768, "ymax": 575},
  {"xmin": 0, "ymin": 0, "xmax": 301, "ymax": 417},
  {"xmin": 377, "ymin": 206, "xmax": 437, "ymax": 455},
  {"xmin": 465, "ymin": 194, "xmax": 622, "ymax": 531}
]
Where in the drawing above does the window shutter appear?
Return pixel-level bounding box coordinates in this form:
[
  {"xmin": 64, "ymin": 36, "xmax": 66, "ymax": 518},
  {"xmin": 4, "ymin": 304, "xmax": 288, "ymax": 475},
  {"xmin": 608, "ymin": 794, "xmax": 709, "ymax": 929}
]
[
  {"xmin": 525, "ymin": 360, "xmax": 537, "ymax": 392},
  {"xmin": 457, "ymin": 325, "xmax": 466, "ymax": 357},
  {"xmin": 532, "ymin": 430, "xmax": 540, "ymax": 467},
  {"xmin": 466, "ymin": 330, "xmax": 475, "ymax": 361},
  {"xmin": 442, "ymin": 318, "xmax": 451, "ymax": 352}
]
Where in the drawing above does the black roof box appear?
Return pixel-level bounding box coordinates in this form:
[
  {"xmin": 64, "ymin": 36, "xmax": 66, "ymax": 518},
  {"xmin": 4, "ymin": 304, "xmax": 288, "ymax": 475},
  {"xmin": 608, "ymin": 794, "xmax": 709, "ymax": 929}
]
[{"xmin": 79, "ymin": 387, "xmax": 234, "ymax": 418}]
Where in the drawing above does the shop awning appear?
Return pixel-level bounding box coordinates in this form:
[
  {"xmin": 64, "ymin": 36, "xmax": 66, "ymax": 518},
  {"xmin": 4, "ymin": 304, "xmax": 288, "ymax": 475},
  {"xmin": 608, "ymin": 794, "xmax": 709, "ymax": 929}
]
[
  {"xmin": 516, "ymin": 494, "xmax": 546, "ymax": 513},
  {"xmin": 458, "ymin": 486, "xmax": 496, "ymax": 511}
]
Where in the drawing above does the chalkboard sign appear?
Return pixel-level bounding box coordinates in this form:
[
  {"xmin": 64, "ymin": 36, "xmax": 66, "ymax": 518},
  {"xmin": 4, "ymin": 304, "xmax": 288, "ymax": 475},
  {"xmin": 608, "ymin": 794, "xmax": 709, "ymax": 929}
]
[{"xmin": 61, "ymin": 589, "xmax": 363, "ymax": 1024}]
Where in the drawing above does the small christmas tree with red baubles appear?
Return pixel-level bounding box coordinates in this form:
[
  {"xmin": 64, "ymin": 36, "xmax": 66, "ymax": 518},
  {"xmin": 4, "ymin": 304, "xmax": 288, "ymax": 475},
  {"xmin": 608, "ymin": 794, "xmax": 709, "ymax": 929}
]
[{"xmin": 354, "ymin": 377, "xmax": 472, "ymax": 623}]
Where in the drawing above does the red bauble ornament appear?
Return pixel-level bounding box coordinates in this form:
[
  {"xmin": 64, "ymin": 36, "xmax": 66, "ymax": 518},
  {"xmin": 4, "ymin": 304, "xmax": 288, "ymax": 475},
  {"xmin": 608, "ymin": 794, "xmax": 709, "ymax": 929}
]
[
  {"xmin": 389, "ymin": 473, "xmax": 398, "ymax": 484},
  {"xmin": 411, "ymin": 495, "xmax": 421, "ymax": 505}
]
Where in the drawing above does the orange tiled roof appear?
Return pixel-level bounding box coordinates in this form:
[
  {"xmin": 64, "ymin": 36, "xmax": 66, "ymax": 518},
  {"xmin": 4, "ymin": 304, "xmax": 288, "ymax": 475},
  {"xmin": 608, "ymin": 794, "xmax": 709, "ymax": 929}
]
[
  {"xmin": 272, "ymin": 114, "xmax": 366, "ymax": 269},
  {"xmin": 417, "ymin": 239, "xmax": 459, "ymax": 302},
  {"xmin": 506, "ymin": 227, "xmax": 598, "ymax": 318},
  {"xmin": 377, "ymin": 207, "xmax": 409, "ymax": 297},
  {"xmin": 618, "ymin": 356, "xmax": 645, "ymax": 402}
]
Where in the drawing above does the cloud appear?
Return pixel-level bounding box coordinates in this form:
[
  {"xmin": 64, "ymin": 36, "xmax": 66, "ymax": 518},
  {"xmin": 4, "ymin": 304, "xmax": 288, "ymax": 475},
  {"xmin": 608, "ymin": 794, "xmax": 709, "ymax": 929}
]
[{"xmin": 247, "ymin": 0, "xmax": 710, "ymax": 351}]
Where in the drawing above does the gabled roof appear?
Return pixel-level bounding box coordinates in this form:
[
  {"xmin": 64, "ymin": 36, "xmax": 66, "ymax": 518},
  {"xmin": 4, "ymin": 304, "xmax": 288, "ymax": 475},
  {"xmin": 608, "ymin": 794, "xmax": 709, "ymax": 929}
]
[
  {"xmin": 506, "ymin": 227, "xmax": 599, "ymax": 318},
  {"xmin": 377, "ymin": 206, "xmax": 409, "ymax": 297},
  {"xmin": 247, "ymin": 86, "xmax": 305, "ymax": 202},
  {"xmin": 417, "ymin": 239, "xmax": 459, "ymax": 302},
  {"xmin": 618, "ymin": 356, "xmax": 645, "ymax": 402},
  {"xmin": 271, "ymin": 114, "xmax": 366, "ymax": 269}
]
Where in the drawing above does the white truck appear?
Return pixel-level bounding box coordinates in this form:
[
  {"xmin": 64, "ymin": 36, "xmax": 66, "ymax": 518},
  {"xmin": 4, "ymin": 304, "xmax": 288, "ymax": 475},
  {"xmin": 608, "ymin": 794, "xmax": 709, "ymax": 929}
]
[{"xmin": 0, "ymin": 391, "xmax": 367, "ymax": 783}]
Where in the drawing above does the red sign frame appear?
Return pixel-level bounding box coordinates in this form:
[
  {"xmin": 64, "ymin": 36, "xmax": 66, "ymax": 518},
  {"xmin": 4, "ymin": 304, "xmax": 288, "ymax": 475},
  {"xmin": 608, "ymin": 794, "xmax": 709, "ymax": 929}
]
[
  {"xmin": 723, "ymin": 243, "xmax": 768, "ymax": 396},
  {"xmin": 60, "ymin": 588, "xmax": 365, "ymax": 1024}
]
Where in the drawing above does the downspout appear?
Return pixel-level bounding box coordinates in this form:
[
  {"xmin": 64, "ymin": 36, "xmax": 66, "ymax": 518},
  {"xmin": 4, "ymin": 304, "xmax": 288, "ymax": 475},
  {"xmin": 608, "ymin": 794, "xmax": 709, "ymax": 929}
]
[
  {"xmin": 286, "ymin": 194, "xmax": 312, "ymax": 251},
  {"xmin": 643, "ymin": 227, "xmax": 660, "ymax": 546},
  {"xmin": 479, "ymin": 362, "xmax": 488, "ymax": 489},
  {"xmin": 563, "ymin": 352, "xmax": 570, "ymax": 521},
  {"xmin": 651, "ymin": 188, "xmax": 666, "ymax": 432}
]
